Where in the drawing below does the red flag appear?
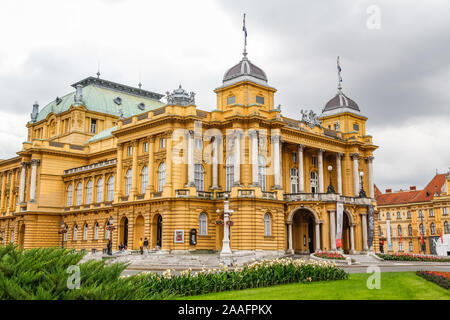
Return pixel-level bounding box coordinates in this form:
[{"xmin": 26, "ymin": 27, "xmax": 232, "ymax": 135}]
[
  {"xmin": 400, "ymin": 233, "xmax": 402, "ymax": 243},
  {"xmin": 420, "ymin": 232, "xmax": 424, "ymax": 245}
]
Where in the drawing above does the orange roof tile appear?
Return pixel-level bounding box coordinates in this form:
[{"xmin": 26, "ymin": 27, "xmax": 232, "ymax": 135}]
[{"xmin": 376, "ymin": 174, "xmax": 447, "ymax": 206}]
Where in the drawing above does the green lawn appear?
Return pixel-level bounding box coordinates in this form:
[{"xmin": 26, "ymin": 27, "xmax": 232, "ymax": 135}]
[{"xmin": 179, "ymin": 272, "xmax": 450, "ymax": 300}]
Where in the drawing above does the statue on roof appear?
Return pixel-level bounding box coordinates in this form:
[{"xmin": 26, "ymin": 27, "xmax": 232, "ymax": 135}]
[{"xmin": 300, "ymin": 109, "xmax": 322, "ymax": 129}]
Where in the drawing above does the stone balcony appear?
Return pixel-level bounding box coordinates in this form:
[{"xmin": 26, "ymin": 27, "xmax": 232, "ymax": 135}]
[{"xmin": 284, "ymin": 193, "xmax": 372, "ymax": 205}]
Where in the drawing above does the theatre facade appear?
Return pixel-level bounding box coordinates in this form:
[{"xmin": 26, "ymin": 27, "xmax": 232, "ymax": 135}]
[{"xmin": 0, "ymin": 50, "xmax": 379, "ymax": 255}]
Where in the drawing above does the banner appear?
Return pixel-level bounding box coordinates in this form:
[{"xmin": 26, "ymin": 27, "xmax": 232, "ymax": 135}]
[
  {"xmin": 336, "ymin": 201, "xmax": 344, "ymax": 248},
  {"xmin": 367, "ymin": 205, "xmax": 374, "ymax": 249},
  {"xmin": 386, "ymin": 220, "xmax": 392, "ymax": 251}
]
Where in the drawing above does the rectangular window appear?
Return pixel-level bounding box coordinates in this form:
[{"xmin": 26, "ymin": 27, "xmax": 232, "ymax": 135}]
[
  {"xmin": 256, "ymin": 96, "xmax": 265, "ymax": 104},
  {"xmin": 127, "ymin": 146, "xmax": 132, "ymax": 156},
  {"xmin": 311, "ymin": 156, "xmax": 317, "ymax": 166},
  {"xmin": 353, "ymin": 123, "xmax": 359, "ymax": 131},
  {"xmin": 292, "ymin": 152, "xmax": 297, "ymax": 163},
  {"xmin": 143, "ymin": 142, "xmax": 148, "ymax": 153},
  {"xmin": 90, "ymin": 119, "xmax": 97, "ymax": 134},
  {"xmin": 443, "ymin": 207, "xmax": 448, "ymax": 215},
  {"xmin": 160, "ymin": 138, "xmax": 166, "ymax": 149},
  {"xmin": 399, "ymin": 242, "xmax": 403, "ymax": 251},
  {"xmin": 227, "ymin": 96, "xmax": 236, "ymax": 105},
  {"xmin": 429, "ymin": 209, "xmax": 434, "ymax": 217}
]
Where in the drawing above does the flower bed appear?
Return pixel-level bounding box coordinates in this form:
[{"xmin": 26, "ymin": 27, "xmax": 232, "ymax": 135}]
[
  {"xmin": 377, "ymin": 253, "xmax": 450, "ymax": 262},
  {"xmin": 416, "ymin": 271, "xmax": 450, "ymax": 289},
  {"xmin": 314, "ymin": 251, "xmax": 346, "ymax": 260},
  {"xmin": 128, "ymin": 258, "xmax": 348, "ymax": 297}
]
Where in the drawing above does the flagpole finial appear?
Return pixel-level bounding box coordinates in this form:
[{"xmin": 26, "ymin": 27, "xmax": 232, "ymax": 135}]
[
  {"xmin": 337, "ymin": 56, "xmax": 343, "ymax": 91},
  {"xmin": 242, "ymin": 13, "xmax": 248, "ymax": 57}
]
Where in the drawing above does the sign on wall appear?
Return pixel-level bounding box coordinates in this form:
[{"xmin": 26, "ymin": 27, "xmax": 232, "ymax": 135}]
[
  {"xmin": 336, "ymin": 201, "xmax": 344, "ymax": 248},
  {"xmin": 174, "ymin": 230, "xmax": 185, "ymax": 243}
]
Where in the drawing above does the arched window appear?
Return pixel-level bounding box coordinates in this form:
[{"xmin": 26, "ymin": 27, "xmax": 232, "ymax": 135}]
[
  {"xmin": 399, "ymin": 241, "xmax": 403, "ymax": 251},
  {"xmin": 290, "ymin": 168, "xmax": 298, "ymax": 193},
  {"xmin": 408, "ymin": 224, "xmax": 413, "ymax": 236},
  {"xmin": 158, "ymin": 162, "xmax": 166, "ymax": 192},
  {"xmin": 310, "ymin": 171, "xmax": 318, "ymax": 193},
  {"xmin": 419, "ymin": 223, "xmax": 425, "ymax": 236},
  {"xmin": 397, "ymin": 225, "xmax": 402, "ymax": 237},
  {"xmin": 264, "ymin": 213, "xmax": 271, "ymax": 236},
  {"xmin": 141, "ymin": 166, "xmax": 148, "ymax": 194},
  {"xmin": 409, "ymin": 241, "xmax": 413, "ymax": 252},
  {"xmin": 429, "ymin": 209, "xmax": 434, "ymax": 217},
  {"xmin": 407, "ymin": 211, "xmax": 411, "ymax": 219},
  {"xmin": 195, "ymin": 164, "xmax": 204, "ymax": 191},
  {"xmin": 430, "ymin": 223, "xmax": 436, "ymax": 235},
  {"xmin": 397, "ymin": 212, "xmax": 401, "ymax": 220},
  {"xmin": 199, "ymin": 213, "xmax": 207, "ymax": 236},
  {"xmin": 73, "ymin": 224, "xmax": 78, "ymax": 241},
  {"xmin": 226, "ymin": 155, "xmax": 234, "ymax": 191},
  {"xmin": 83, "ymin": 224, "xmax": 88, "ymax": 240},
  {"xmin": 76, "ymin": 182, "xmax": 82, "ymax": 205},
  {"xmin": 125, "ymin": 169, "xmax": 132, "ymax": 196},
  {"xmin": 386, "ymin": 212, "xmax": 391, "ymax": 220},
  {"xmin": 86, "ymin": 180, "xmax": 93, "ymax": 204},
  {"xmin": 94, "ymin": 222, "xmax": 99, "ymax": 240},
  {"xmin": 107, "ymin": 176, "xmax": 114, "ymax": 201},
  {"xmin": 444, "ymin": 221, "xmax": 450, "ymax": 234},
  {"xmin": 96, "ymin": 178, "xmax": 104, "ymax": 203},
  {"xmin": 258, "ymin": 155, "xmax": 267, "ymax": 191},
  {"xmin": 67, "ymin": 184, "xmax": 73, "ymax": 207}
]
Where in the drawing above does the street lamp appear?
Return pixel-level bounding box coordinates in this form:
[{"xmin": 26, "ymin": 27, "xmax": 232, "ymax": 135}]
[
  {"xmin": 106, "ymin": 216, "xmax": 115, "ymax": 255},
  {"xmin": 326, "ymin": 165, "xmax": 335, "ymax": 194},
  {"xmin": 419, "ymin": 213, "xmax": 425, "ymax": 254},
  {"xmin": 219, "ymin": 194, "xmax": 234, "ymax": 263},
  {"xmin": 58, "ymin": 221, "xmax": 68, "ymax": 249},
  {"xmin": 359, "ymin": 171, "xmax": 367, "ymax": 198}
]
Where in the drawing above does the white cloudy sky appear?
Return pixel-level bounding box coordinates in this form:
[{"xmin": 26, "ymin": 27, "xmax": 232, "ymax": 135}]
[{"xmin": 0, "ymin": 0, "xmax": 449, "ymax": 192}]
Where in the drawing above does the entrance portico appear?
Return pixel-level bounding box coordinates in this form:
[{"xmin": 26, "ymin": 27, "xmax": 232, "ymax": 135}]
[{"xmin": 287, "ymin": 207, "xmax": 322, "ymax": 254}]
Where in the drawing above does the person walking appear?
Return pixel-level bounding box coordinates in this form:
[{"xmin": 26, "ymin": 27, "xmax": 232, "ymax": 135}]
[
  {"xmin": 143, "ymin": 237, "xmax": 149, "ymax": 254},
  {"xmin": 139, "ymin": 237, "xmax": 144, "ymax": 255},
  {"xmin": 107, "ymin": 239, "xmax": 112, "ymax": 256}
]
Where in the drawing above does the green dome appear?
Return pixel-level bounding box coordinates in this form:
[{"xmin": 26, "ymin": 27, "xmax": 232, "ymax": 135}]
[{"xmin": 35, "ymin": 77, "xmax": 165, "ymax": 122}]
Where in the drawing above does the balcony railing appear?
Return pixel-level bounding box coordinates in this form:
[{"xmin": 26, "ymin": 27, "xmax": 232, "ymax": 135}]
[
  {"xmin": 284, "ymin": 193, "xmax": 371, "ymax": 205},
  {"xmin": 262, "ymin": 191, "xmax": 277, "ymax": 200},
  {"xmin": 175, "ymin": 189, "xmax": 189, "ymax": 198},
  {"xmin": 197, "ymin": 191, "xmax": 214, "ymax": 199},
  {"xmin": 238, "ymin": 189, "xmax": 255, "ymax": 198},
  {"xmin": 64, "ymin": 159, "xmax": 117, "ymax": 175}
]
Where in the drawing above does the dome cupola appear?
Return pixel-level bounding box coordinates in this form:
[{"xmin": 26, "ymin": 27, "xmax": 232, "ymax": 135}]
[{"xmin": 222, "ymin": 52, "xmax": 268, "ymax": 86}]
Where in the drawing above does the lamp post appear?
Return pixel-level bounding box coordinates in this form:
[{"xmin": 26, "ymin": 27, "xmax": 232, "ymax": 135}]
[
  {"xmin": 58, "ymin": 221, "xmax": 68, "ymax": 249},
  {"xmin": 106, "ymin": 216, "xmax": 115, "ymax": 255},
  {"xmin": 326, "ymin": 165, "xmax": 335, "ymax": 194},
  {"xmin": 419, "ymin": 214, "xmax": 425, "ymax": 254},
  {"xmin": 218, "ymin": 194, "xmax": 234, "ymax": 264},
  {"xmin": 359, "ymin": 171, "xmax": 367, "ymax": 198}
]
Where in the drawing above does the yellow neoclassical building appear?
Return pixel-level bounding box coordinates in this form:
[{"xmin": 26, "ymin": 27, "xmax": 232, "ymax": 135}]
[
  {"xmin": 0, "ymin": 49, "xmax": 379, "ymax": 255},
  {"xmin": 376, "ymin": 172, "xmax": 450, "ymax": 254}
]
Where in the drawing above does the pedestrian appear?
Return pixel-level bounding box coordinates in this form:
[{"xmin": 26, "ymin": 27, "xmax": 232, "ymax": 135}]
[
  {"xmin": 143, "ymin": 237, "xmax": 149, "ymax": 254},
  {"xmin": 139, "ymin": 237, "xmax": 144, "ymax": 255},
  {"xmin": 107, "ymin": 239, "xmax": 112, "ymax": 256}
]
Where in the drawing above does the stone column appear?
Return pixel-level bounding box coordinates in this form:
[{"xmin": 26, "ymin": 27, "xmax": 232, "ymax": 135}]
[
  {"xmin": 114, "ymin": 143, "xmax": 123, "ymax": 202},
  {"xmin": 186, "ymin": 130, "xmax": 195, "ymax": 187},
  {"xmin": 165, "ymin": 132, "xmax": 173, "ymax": 189},
  {"xmin": 361, "ymin": 214, "xmax": 368, "ymax": 251},
  {"xmin": 211, "ymin": 135, "xmax": 220, "ymax": 189},
  {"xmin": 19, "ymin": 162, "xmax": 28, "ymax": 203},
  {"xmin": 130, "ymin": 140, "xmax": 138, "ymax": 199},
  {"xmin": 29, "ymin": 159, "xmax": 40, "ymax": 203},
  {"xmin": 8, "ymin": 169, "xmax": 16, "ymax": 210},
  {"xmin": 329, "ymin": 210, "xmax": 336, "ymax": 251},
  {"xmin": 315, "ymin": 223, "xmax": 321, "ymax": 251},
  {"xmin": 147, "ymin": 136, "xmax": 155, "ymax": 194},
  {"xmin": 336, "ymin": 153, "xmax": 343, "ymax": 195},
  {"xmin": 318, "ymin": 149, "xmax": 324, "ymax": 193},
  {"xmin": 367, "ymin": 156, "xmax": 374, "ymax": 199},
  {"xmin": 249, "ymin": 130, "xmax": 259, "ymax": 186},
  {"xmin": 271, "ymin": 134, "xmax": 282, "ymax": 189},
  {"xmin": 298, "ymin": 145, "xmax": 304, "ymax": 192},
  {"xmin": 350, "ymin": 224, "xmax": 355, "ymax": 253},
  {"xmin": 351, "ymin": 153, "xmax": 360, "ymax": 197},
  {"xmin": 287, "ymin": 222, "xmax": 294, "ymax": 253},
  {"xmin": 0, "ymin": 173, "xmax": 6, "ymax": 211},
  {"xmin": 233, "ymin": 130, "xmax": 241, "ymax": 186}
]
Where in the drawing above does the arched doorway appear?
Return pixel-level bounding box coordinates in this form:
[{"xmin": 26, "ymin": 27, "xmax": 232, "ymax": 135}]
[
  {"xmin": 18, "ymin": 224, "xmax": 25, "ymax": 248},
  {"xmin": 290, "ymin": 208, "xmax": 319, "ymax": 254},
  {"xmin": 152, "ymin": 214, "xmax": 162, "ymax": 249},
  {"xmin": 120, "ymin": 217, "xmax": 128, "ymax": 248},
  {"xmin": 134, "ymin": 215, "xmax": 145, "ymax": 250}
]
